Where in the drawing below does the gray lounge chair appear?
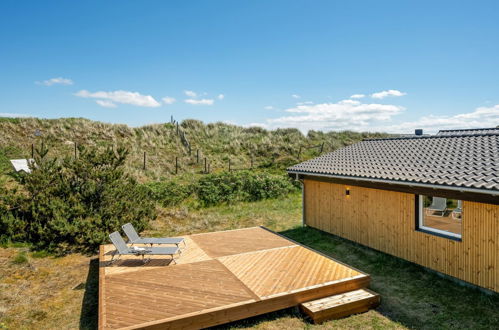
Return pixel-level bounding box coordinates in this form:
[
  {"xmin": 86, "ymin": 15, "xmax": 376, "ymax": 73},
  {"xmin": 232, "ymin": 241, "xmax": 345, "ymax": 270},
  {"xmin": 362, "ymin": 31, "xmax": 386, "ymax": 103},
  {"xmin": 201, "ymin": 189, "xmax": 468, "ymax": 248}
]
[
  {"xmin": 452, "ymin": 200, "xmax": 462, "ymax": 220},
  {"xmin": 122, "ymin": 223, "xmax": 185, "ymax": 248},
  {"xmin": 108, "ymin": 231, "xmax": 179, "ymax": 265},
  {"xmin": 426, "ymin": 197, "xmax": 447, "ymax": 217}
]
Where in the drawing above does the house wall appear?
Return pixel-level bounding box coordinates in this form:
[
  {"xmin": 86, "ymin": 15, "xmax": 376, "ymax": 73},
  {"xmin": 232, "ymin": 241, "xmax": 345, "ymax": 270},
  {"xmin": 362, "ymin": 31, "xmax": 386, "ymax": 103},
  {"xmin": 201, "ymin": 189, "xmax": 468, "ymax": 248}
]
[{"xmin": 303, "ymin": 179, "xmax": 499, "ymax": 292}]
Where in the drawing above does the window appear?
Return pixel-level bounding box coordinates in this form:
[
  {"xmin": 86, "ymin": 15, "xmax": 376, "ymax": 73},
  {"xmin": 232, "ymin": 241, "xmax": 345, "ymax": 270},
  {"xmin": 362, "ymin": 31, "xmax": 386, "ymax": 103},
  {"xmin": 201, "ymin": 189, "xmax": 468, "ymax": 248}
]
[{"xmin": 416, "ymin": 195, "xmax": 462, "ymax": 240}]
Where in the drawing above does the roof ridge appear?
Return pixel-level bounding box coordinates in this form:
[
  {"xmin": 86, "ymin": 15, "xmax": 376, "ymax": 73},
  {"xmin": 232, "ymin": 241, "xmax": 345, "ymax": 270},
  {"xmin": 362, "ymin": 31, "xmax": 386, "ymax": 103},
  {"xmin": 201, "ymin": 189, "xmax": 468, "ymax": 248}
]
[
  {"xmin": 363, "ymin": 132, "xmax": 499, "ymax": 142},
  {"xmin": 438, "ymin": 127, "xmax": 498, "ymax": 132}
]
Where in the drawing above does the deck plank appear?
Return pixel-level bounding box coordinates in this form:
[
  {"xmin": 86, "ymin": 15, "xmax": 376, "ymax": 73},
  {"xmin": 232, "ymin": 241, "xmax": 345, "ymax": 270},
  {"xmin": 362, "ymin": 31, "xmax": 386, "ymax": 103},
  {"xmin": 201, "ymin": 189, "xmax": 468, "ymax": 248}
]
[
  {"xmin": 190, "ymin": 227, "xmax": 295, "ymax": 258},
  {"xmin": 219, "ymin": 245, "xmax": 362, "ymax": 297}
]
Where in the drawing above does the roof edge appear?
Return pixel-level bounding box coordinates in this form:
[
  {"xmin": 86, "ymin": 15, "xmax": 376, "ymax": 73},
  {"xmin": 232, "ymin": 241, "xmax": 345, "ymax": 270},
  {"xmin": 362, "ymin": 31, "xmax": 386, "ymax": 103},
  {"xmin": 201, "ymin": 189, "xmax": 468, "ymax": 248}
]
[
  {"xmin": 363, "ymin": 131, "xmax": 499, "ymax": 142},
  {"xmin": 438, "ymin": 127, "xmax": 499, "ymax": 133},
  {"xmin": 287, "ymin": 170, "xmax": 499, "ymax": 197}
]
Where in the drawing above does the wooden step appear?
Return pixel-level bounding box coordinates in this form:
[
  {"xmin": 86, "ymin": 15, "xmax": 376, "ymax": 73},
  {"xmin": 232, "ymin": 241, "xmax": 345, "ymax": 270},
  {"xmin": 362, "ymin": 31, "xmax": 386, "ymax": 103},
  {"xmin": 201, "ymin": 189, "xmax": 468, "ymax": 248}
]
[{"xmin": 299, "ymin": 288, "xmax": 380, "ymax": 324}]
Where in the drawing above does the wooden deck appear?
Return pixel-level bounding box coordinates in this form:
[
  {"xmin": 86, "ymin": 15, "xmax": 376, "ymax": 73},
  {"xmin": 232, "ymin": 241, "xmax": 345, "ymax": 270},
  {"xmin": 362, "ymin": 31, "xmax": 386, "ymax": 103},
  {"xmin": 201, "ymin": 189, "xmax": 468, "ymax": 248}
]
[
  {"xmin": 99, "ymin": 227, "xmax": 371, "ymax": 329},
  {"xmin": 424, "ymin": 213, "xmax": 462, "ymax": 235}
]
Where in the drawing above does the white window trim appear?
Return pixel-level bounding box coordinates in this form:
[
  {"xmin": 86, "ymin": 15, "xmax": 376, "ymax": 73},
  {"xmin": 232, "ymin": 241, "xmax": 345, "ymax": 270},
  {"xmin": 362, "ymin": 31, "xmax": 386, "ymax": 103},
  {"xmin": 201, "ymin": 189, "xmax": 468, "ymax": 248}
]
[{"xmin": 418, "ymin": 196, "xmax": 462, "ymax": 239}]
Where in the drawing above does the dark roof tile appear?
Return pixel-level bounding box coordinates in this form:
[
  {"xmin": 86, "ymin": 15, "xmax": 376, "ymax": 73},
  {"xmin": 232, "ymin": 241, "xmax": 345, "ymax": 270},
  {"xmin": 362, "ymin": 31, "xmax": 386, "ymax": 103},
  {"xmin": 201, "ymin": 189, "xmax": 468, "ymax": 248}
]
[{"xmin": 287, "ymin": 132, "xmax": 499, "ymax": 192}]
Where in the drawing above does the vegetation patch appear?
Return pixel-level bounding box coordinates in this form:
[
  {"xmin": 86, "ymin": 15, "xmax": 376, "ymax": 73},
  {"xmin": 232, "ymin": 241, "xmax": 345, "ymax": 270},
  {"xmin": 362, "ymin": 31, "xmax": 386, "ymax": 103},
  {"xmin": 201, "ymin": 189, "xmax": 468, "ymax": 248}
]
[
  {"xmin": 145, "ymin": 179, "xmax": 194, "ymax": 207},
  {"xmin": 11, "ymin": 251, "xmax": 29, "ymax": 265},
  {"xmin": 0, "ymin": 117, "xmax": 390, "ymax": 180},
  {"xmin": 196, "ymin": 170, "xmax": 298, "ymax": 206},
  {"xmin": 0, "ymin": 146, "xmax": 156, "ymax": 253}
]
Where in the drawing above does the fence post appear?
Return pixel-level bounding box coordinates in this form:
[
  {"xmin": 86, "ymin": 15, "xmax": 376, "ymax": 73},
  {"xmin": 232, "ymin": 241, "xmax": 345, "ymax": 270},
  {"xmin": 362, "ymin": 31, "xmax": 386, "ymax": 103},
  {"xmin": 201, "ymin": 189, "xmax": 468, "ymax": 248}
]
[
  {"xmin": 31, "ymin": 143, "xmax": 34, "ymax": 159},
  {"xmin": 204, "ymin": 157, "xmax": 207, "ymax": 173},
  {"xmin": 143, "ymin": 152, "xmax": 146, "ymax": 170},
  {"xmin": 196, "ymin": 149, "xmax": 199, "ymax": 163},
  {"xmin": 175, "ymin": 157, "xmax": 178, "ymax": 174},
  {"xmin": 320, "ymin": 142, "xmax": 324, "ymax": 153},
  {"xmin": 298, "ymin": 146, "xmax": 302, "ymax": 159},
  {"xmin": 74, "ymin": 142, "xmax": 77, "ymax": 159},
  {"xmin": 208, "ymin": 163, "xmax": 210, "ymax": 173},
  {"xmin": 176, "ymin": 122, "xmax": 179, "ymax": 135}
]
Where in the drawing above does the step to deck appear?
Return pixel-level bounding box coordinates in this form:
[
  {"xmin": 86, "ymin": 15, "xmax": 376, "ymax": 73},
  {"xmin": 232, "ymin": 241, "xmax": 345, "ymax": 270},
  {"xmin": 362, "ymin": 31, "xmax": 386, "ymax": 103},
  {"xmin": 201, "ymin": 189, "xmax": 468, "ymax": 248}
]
[{"xmin": 299, "ymin": 288, "xmax": 380, "ymax": 324}]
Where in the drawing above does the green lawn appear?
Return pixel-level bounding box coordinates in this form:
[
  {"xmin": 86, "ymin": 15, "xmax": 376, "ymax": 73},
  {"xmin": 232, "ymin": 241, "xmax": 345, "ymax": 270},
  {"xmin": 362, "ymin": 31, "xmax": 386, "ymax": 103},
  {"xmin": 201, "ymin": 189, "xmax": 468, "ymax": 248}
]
[{"xmin": 1, "ymin": 192, "xmax": 498, "ymax": 329}]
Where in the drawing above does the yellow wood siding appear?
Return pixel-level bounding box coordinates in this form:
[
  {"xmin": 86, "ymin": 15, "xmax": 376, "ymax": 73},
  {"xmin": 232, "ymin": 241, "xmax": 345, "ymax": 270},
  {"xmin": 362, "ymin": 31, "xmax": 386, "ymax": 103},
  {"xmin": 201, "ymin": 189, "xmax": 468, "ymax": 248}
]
[{"xmin": 304, "ymin": 179, "xmax": 499, "ymax": 292}]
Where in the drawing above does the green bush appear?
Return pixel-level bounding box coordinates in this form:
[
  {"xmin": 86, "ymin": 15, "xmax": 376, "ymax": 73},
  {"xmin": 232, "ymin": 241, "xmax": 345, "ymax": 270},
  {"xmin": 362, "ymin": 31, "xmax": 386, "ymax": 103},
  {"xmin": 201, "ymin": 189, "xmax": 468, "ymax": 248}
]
[
  {"xmin": 0, "ymin": 145, "xmax": 156, "ymax": 253},
  {"xmin": 145, "ymin": 180, "xmax": 193, "ymax": 207},
  {"xmin": 12, "ymin": 251, "xmax": 29, "ymax": 264},
  {"xmin": 196, "ymin": 170, "xmax": 297, "ymax": 206}
]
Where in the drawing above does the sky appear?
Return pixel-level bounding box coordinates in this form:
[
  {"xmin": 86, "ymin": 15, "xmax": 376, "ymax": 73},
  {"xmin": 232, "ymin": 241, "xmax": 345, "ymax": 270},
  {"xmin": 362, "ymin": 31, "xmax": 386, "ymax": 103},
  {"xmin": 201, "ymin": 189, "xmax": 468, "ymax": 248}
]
[{"xmin": 1, "ymin": 0, "xmax": 499, "ymax": 134}]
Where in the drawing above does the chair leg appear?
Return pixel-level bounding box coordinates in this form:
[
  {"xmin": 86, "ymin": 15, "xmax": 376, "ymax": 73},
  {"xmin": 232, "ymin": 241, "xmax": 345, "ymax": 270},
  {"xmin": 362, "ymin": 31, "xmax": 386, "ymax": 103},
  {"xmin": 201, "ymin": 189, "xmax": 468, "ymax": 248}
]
[
  {"xmin": 108, "ymin": 251, "xmax": 120, "ymax": 266},
  {"xmin": 140, "ymin": 254, "xmax": 151, "ymax": 265}
]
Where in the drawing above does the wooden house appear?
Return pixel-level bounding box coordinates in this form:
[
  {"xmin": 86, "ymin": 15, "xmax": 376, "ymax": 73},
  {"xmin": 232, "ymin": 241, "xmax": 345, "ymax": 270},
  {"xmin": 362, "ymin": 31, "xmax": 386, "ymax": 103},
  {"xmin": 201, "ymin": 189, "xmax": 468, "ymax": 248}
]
[{"xmin": 288, "ymin": 128, "xmax": 499, "ymax": 293}]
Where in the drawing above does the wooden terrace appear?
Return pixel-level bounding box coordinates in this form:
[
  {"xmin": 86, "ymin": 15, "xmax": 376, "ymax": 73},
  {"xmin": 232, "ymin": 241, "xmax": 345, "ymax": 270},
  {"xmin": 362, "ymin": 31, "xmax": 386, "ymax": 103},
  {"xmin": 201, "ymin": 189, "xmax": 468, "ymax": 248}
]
[
  {"xmin": 424, "ymin": 213, "xmax": 462, "ymax": 235},
  {"xmin": 99, "ymin": 227, "xmax": 376, "ymax": 329}
]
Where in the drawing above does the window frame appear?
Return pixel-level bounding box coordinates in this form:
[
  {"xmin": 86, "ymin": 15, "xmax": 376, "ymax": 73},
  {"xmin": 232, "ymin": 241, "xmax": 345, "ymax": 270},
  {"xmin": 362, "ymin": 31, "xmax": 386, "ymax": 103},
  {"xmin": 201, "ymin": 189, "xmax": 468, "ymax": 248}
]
[{"xmin": 415, "ymin": 195, "xmax": 462, "ymax": 241}]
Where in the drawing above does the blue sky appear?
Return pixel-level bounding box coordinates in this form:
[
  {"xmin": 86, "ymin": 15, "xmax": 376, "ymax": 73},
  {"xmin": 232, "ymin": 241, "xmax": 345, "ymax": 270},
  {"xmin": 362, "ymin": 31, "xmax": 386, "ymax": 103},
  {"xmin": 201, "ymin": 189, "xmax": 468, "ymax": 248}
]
[{"xmin": 1, "ymin": 0, "xmax": 499, "ymax": 133}]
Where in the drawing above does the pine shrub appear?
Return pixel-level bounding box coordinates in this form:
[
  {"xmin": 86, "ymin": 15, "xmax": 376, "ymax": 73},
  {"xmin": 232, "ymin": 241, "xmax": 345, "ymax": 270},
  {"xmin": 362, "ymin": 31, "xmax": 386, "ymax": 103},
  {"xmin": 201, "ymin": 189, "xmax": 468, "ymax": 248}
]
[{"xmin": 0, "ymin": 145, "xmax": 156, "ymax": 253}]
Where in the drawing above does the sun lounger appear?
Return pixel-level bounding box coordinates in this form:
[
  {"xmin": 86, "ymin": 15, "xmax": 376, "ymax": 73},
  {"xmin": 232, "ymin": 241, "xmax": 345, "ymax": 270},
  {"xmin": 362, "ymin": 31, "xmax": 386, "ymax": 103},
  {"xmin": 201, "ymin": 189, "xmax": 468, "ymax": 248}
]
[
  {"xmin": 122, "ymin": 223, "xmax": 185, "ymax": 248},
  {"xmin": 108, "ymin": 231, "xmax": 179, "ymax": 265},
  {"xmin": 426, "ymin": 197, "xmax": 447, "ymax": 217}
]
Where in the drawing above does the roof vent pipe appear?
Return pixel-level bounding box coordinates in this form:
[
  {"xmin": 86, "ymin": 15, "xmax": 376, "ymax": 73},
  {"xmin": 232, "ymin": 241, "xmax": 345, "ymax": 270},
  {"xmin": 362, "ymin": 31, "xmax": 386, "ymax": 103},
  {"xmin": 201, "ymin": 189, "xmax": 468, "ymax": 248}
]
[{"xmin": 415, "ymin": 129, "xmax": 423, "ymax": 136}]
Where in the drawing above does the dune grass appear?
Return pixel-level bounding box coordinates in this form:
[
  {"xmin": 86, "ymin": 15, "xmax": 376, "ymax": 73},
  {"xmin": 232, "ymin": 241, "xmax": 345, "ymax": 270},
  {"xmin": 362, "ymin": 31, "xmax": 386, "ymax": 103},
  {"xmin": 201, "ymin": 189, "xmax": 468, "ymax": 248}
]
[
  {"xmin": 1, "ymin": 193, "xmax": 498, "ymax": 329},
  {"xmin": 0, "ymin": 117, "xmax": 389, "ymax": 181}
]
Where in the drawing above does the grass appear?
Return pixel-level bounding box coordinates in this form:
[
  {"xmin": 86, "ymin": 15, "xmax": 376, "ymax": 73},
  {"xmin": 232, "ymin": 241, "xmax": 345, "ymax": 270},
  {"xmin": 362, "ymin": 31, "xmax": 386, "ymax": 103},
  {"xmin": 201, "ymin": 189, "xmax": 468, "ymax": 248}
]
[
  {"xmin": 0, "ymin": 117, "xmax": 389, "ymax": 181},
  {"xmin": 0, "ymin": 192, "xmax": 498, "ymax": 329},
  {"xmin": 11, "ymin": 251, "xmax": 28, "ymax": 265}
]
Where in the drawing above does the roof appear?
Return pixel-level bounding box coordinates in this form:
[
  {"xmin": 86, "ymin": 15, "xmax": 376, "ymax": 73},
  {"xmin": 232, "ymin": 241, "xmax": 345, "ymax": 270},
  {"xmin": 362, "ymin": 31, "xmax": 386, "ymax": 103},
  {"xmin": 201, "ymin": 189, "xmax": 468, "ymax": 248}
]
[
  {"xmin": 437, "ymin": 127, "xmax": 499, "ymax": 136},
  {"xmin": 287, "ymin": 132, "xmax": 499, "ymax": 193}
]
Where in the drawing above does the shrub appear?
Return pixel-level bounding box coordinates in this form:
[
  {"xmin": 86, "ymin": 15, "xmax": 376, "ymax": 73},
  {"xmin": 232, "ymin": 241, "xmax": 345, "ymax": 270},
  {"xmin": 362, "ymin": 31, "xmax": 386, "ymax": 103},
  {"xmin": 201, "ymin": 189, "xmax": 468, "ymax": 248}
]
[
  {"xmin": 145, "ymin": 180, "xmax": 193, "ymax": 207},
  {"xmin": 12, "ymin": 251, "xmax": 29, "ymax": 264},
  {"xmin": 0, "ymin": 117, "xmax": 21, "ymax": 124},
  {"xmin": 0, "ymin": 145, "xmax": 156, "ymax": 253},
  {"xmin": 196, "ymin": 170, "xmax": 297, "ymax": 206}
]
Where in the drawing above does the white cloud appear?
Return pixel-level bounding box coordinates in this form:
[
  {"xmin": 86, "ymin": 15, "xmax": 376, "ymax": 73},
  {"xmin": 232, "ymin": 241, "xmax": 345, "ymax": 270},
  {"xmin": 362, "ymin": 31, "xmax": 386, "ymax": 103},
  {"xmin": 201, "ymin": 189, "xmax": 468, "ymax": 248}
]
[
  {"xmin": 75, "ymin": 90, "xmax": 161, "ymax": 107},
  {"xmin": 337, "ymin": 99, "xmax": 361, "ymax": 106},
  {"xmin": 0, "ymin": 113, "xmax": 32, "ymax": 118},
  {"xmin": 378, "ymin": 105, "xmax": 499, "ymax": 134},
  {"xmin": 95, "ymin": 100, "xmax": 117, "ymax": 108},
  {"xmin": 260, "ymin": 99, "xmax": 404, "ymax": 132},
  {"xmin": 291, "ymin": 94, "xmax": 301, "ymax": 99},
  {"xmin": 247, "ymin": 122, "xmax": 269, "ymax": 129},
  {"xmin": 184, "ymin": 90, "xmax": 197, "ymax": 98},
  {"xmin": 350, "ymin": 94, "xmax": 365, "ymax": 99},
  {"xmin": 218, "ymin": 94, "xmax": 225, "ymax": 100},
  {"xmin": 264, "ymin": 106, "xmax": 274, "ymax": 110},
  {"xmin": 36, "ymin": 77, "xmax": 73, "ymax": 86},
  {"xmin": 371, "ymin": 89, "xmax": 406, "ymax": 99},
  {"xmin": 184, "ymin": 98, "xmax": 214, "ymax": 105},
  {"xmin": 162, "ymin": 96, "xmax": 176, "ymax": 105}
]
